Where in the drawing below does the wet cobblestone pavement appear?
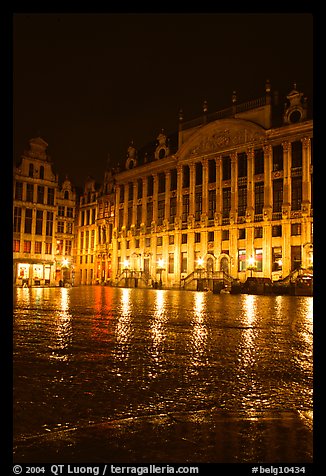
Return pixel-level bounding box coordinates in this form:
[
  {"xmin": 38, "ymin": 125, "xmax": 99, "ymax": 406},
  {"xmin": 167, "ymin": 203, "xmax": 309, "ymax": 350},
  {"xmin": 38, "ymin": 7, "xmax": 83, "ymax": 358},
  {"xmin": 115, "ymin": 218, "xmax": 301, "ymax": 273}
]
[{"xmin": 13, "ymin": 287, "xmax": 313, "ymax": 463}]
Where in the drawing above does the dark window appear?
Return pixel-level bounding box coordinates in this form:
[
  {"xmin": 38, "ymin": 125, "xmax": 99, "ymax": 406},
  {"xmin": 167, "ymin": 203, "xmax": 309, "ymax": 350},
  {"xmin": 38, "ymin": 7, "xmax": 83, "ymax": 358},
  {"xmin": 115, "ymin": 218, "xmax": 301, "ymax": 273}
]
[
  {"xmin": 128, "ymin": 182, "xmax": 133, "ymax": 201},
  {"xmin": 238, "ymin": 228, "xmax": 246, "ymax": 240},
  {"xmin": 222, "ymin": 187, "xmax": 231, "ymax": 218},
  {"xmin": 195, "ymin": 192, "xmax": 202, "ymax": 221},
  {"xmin": 48, "ymin": 187, "xmax": 55, "ymax": 205},
  {"xmin": 208, "ymin": 190, "xmax": 216, "ymax": 220},
  {"xmin": 28, "ymin": 163, "xmax": 34, "ymax": 178},
  {"xmin": 182, "ymin": 234, "xmax": 187, "ymax": 244},
  {"xmin": 26, "ymin": 183, "xmax": 34, "ymax": 202},
  {"xmin": 182, "ymin": 195, "xmax": 190, "ymax": 222},
  {"xmin": 291, "ymin": 176, "xmax": 302, "ymax": 211},
  {"xmin": 181, "ymin": 252, "xmax": 187, "ymax": 273},
  {"xmin": 195, "ymin": 232, "xmax": 201, "ymax": 243},
  {"xmin": 254, "ymin": 227, "xmax": 263, "ymax": 238},
  {"xmin": 254, "ymin": 182, "xmax": 264, "ymax": 215},
  {"xmin": 46, "ymin": 211, "xmax": 54, "ymax": 236},
  {"xmin": 170, "ymin": 169, "xmax": 177, "ymax": 191},
  {"xmin": 183, "ymin": 165, "xmax": 190, "ymax": 188},
  {"xmin": 273, "ymin": 179, "xmax": 283, "ymax": 212},
  {"xmin": 170, "ymin": 197, "xmax": 177, "ymax": 224},
  {"xmin": 222, "ymin": 156, "xmax": 231, "ymax": 180},
  {"xmin": 291, "ymin": 141, "xmax": 302, "ymax": 168},
  {"xmin": 24, "ymin": 208, "xmax": 33, "ymax": 234},
  {"xmin": 272, "ymin": 145, "xmax": 283, "ymax": 171},
  {"xmin": 272, "ymin": 225, "xmax": 282, "ymax": 237},
  {"xmin": 37, "ymin": 185, "xmax": 44, "ymax": 204},
  {"xmin": 14, "ymin": 207, "xmax": 22, "ymax": 233},
  {"xmin": 208, "ymin": 159, "xmax": 216, "ymax": 183},
  {"xmin": 136, "ymin": 204, "xmax": 142, "ymax": 227},
  {"xmin": 64, "ymin": 190, "xmax": 69, "ymax": 200},
  {"xmin": 238, "ymin": 152, "xmax": 247, "ymax": 177},
  {"xmin": 147, "ymin": 176, "xmax": 154, "ymax": 196},
  {"xmin": 157, "ymin": 200, "xmax": 165, "ymax": 225},
  {"xmin": 67, "ymin": 207, "xmax": 73, "ymax": 218},
  {"xmin": 119, "ymin": 208, "xmax": 124, "ymax": 229},
  {"xmin": 238, "ymin": 186, "xmax": 247, "ymax": 217},
  {"xmin": 146, "ymin": 202, "xmax": 153, "ymax": 226},
  {"xmin": 208, "ymin": 231, "xmax": 214, "ymax": 242},
  {"xmin": 254, "ymin": 148, "xmax": 264, "ymax": 175},
  {"xmin": 222, "ymin": 229, "xmax": 229, "ymax": 241},
  {"xmin": 39, "ymin": 166, "xmax": 44, "ymax": 179},
  {"xmin": 119, "ymin": 184, "xmax": 125, "ymax": 202},
  {"xmin": 127, "ymin": 206, "xmax": 132, "ymax": 228},
  {"xmin": 35, "ymin": 210, "xmax": 43, "ymax": 235},
  {"xmin": 15, "ymin": 181, "xmax": 23, "ymax": 200},
  {"xmin": 195, "ymin": 162, "xmax": 202, "ymax": 185},
  {"xmin": 291, "ymin": 246, "xmax": 301, "ymax": 270},
  {"xmin": 137, "ymin": 179, "xmax": 143, "ymax": 199},
  {"xmin": 158, "ymin": 173, "xmax": 165, "ymax": 193},
  {"xmin": 291, "ymin": 223, "xmax": 301, "ymax": 236}
]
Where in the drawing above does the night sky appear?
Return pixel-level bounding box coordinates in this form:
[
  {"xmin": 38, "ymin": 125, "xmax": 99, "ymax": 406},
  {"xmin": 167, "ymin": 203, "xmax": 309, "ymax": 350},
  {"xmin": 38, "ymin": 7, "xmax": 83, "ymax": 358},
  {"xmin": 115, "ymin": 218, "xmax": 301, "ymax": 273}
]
[{"xmin": 13, "ymin": 13, "xmax": 313, "ymax": 187}]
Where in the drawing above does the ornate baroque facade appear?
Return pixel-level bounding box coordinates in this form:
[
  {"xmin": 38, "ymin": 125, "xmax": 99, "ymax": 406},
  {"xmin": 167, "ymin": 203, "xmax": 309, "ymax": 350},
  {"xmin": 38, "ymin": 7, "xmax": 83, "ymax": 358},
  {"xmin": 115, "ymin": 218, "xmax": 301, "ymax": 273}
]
[
  {"xmin": 14, "ymin": 83, "xmax": 313, "ymax": 289},
  {"xmin": 13, "ymin": 138, "xmax": 77, "ymax": 286},
  {"xmin": 88, "ymin": 83, "xmax": 313, "ymax": 289}
]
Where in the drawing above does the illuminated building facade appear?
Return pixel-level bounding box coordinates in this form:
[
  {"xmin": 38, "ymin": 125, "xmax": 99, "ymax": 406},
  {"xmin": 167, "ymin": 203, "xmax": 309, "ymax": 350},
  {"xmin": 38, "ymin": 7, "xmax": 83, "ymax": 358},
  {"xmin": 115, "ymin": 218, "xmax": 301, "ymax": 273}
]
[
  {"xmin": 74, "ymin": 177, "xmax": 101, "ymax": 286},
  {"xmin": 95, "ymin": 82, "xmax": 313, "ymax": 289},
  {"xmin": 13, "ymin": 137, "xmax": 76, "ymax": 286},
  {"xmin": 14, "ymin": 82, "xmax": 313, "ymax": 290}
]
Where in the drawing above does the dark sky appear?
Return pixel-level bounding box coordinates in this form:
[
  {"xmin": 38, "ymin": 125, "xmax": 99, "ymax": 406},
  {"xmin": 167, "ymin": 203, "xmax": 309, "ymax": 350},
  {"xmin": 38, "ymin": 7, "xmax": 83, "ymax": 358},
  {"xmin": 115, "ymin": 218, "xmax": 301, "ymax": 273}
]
[{"xmin": 13, "ymin": 13, "xmax": 313, "ymax": 187}]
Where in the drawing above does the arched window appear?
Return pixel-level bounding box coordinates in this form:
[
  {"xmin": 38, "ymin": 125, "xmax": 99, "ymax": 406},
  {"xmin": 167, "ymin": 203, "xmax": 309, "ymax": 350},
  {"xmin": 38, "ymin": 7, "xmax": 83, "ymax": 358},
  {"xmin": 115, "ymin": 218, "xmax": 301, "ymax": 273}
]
[
  {"xmin": 28, "ymin": 163, "xmax": 34, "ymax": 178},
  {"xmin": 64, "ymin": 190, "xmax": 69, "ymax": 200},
  {"xmin": 39, "ymin": 166, "xmax": 44, "ymax": 179}
]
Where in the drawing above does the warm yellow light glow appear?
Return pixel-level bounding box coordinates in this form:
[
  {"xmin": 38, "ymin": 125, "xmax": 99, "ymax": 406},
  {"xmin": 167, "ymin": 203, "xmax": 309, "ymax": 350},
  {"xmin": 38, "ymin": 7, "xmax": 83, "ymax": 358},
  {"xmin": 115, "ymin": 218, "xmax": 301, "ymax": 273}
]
[
  {"xmin": 247, "ymin": 256, "xmax": 255, "ymax": 268},
  {"xmin": 197, "ymin": 257, "xmax": 204, "ymax": 267},
  {"xmin": 277, "ymin": 259, "xmax": 283, "ymax": 267},
  {"xmin": 123, "ymin": 259, "xmax": 130, "ymax": 269},
  {"xmin": 62, "ymin": 258, "xmax": 69, "ymax": 267},
  {"xmin": 157, "ymin": 258, "xmax": 165, "ymax": 268}
]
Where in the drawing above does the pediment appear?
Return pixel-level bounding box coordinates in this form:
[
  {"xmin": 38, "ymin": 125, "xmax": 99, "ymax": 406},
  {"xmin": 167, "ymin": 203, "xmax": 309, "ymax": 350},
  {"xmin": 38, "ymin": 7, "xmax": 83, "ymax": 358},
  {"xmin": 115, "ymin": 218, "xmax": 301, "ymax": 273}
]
[{"xmin": 178, "ymin": 118, "xmax": 266, "ymax": 160}]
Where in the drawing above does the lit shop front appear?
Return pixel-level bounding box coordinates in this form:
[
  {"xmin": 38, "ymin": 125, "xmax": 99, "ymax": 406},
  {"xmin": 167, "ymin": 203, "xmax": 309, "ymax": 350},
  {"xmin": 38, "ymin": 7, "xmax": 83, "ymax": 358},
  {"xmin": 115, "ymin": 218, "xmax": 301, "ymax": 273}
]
[{"xmin": 14, "ymin": 260, "xmax": 55, "ymax": 287}]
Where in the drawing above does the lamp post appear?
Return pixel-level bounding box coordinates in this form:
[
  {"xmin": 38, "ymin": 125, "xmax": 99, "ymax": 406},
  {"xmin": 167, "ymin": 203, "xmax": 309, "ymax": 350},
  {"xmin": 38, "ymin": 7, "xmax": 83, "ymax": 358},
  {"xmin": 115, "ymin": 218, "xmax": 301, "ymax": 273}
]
[
  {"xmin": 247, "ymin": 256, "xmax": 255, "ymax": 277},
  {"xmin": 196, "ymin": 257, "xmax": 205, "ymax": 291},
  {"xmin": 157, "ymin": 258, "xmax": 165, "ymax": 288},
  {"xmin": 123, "ymin": 259, "xmax": 130, "ymax": 287},
  {"xmin": 61, "ymin": 258, "xmax": 69, "ymax": 286}
]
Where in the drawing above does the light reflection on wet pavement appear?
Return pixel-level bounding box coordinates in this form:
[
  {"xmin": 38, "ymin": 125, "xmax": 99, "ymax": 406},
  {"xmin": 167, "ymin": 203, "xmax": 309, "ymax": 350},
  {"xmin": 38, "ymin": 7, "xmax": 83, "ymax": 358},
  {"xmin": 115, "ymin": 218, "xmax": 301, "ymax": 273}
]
[{"xmin": 13, "ymin": 287, "xmax": 313, "ymax": 463}]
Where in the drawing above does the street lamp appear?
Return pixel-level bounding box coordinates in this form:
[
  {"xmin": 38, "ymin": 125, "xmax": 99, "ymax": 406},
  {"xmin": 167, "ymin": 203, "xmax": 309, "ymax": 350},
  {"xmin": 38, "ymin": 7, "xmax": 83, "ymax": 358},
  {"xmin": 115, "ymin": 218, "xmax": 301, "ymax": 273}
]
[
  {"xmin": 247, "ymin": 256, "xmax": 256, "ymax": 277},
  {"xmin": 157, "ymin": 259, "xmax": 165, "ymax": 288},
  {"xmin": 123, "ymin": 259, "xmax": 130, "ymax": 286},
  {"xmin": 196, "ymin": 257, "xmax": 205, "ymax": 291}
]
